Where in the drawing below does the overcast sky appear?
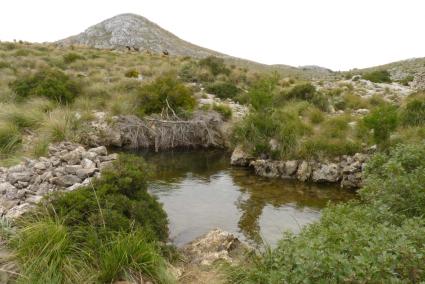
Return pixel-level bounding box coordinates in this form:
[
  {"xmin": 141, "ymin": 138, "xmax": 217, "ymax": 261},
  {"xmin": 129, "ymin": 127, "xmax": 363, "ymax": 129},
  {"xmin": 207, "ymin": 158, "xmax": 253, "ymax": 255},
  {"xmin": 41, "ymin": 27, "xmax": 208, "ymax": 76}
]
[{"xmin": 1, "ymin": 0, "xmax": 424, "ymax": 71}]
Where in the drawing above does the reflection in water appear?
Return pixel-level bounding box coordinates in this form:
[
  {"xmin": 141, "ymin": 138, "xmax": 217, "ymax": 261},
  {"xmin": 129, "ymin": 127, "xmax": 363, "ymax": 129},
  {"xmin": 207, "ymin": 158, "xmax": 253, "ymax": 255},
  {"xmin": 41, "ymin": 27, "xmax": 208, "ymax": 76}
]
[{"xmin": 136, "ymin": 150, "xmax": 355, "ymax": 247}]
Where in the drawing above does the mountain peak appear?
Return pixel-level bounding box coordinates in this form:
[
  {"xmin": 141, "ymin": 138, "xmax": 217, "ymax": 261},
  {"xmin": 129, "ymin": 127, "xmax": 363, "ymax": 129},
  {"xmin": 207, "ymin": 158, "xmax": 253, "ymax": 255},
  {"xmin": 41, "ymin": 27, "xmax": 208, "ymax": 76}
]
[{"xmin": 57, "ymin": 13, "xmax": 222, "ymax": 58}]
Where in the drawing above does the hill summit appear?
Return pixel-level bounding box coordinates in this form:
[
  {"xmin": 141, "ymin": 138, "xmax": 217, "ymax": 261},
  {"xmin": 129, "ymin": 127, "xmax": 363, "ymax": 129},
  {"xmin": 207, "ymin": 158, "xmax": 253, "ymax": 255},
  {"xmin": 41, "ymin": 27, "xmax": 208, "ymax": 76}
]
[{"xmin": 57, "ymin": 13, "xmax": 222, "ymax": 57}]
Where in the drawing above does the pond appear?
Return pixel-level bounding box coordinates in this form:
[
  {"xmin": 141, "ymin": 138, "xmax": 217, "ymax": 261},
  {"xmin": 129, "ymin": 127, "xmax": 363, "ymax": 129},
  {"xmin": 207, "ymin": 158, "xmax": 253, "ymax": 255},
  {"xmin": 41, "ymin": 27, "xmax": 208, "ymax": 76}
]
[{"xmin": 138, "ymin": 150, "xmax": 355, "ymax": 247}]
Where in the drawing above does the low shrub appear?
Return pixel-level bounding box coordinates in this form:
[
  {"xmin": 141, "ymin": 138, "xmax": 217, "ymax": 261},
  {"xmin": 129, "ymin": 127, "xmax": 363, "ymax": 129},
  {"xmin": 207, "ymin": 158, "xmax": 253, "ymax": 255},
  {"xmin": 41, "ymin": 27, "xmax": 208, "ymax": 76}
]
[
  {"xmin": 124, "ymin": 69, "xmax": 140, "ymax": 78},
  {"xmin": 205, "ymin": 82, "xmax": 239, "ymax": 99},
  {"xmin": 63, "ymin": 52, "xmax": 84, "ymax": 64},
  {"xmin": 398, "ymin": 75, "xmax": 414, "ymax": 86},
  {"xmin": 212, "ymin": 104, "xmax": 232, "ymax": 120},
  {"xmin": 10, "ymin": 68, "xmax": 80, "ymax": 104},
  {"xmin": 362, "ymin": 70, "xmax": 392, "ymax": 83},
  {"xmin": 199, "ymin": 56, "xmax": 230, "ymax": 76},
  {"xmin": 363, "ymin": 104, "xmax": 398, "ymax": 147},
  {"xmin": 401, "ymin": 97, "xmax": 425, "ymax": 126},
  {"xmin": 248, "ymin": 74, "xmax": 279, "ymax": 110},
  {"xmin": 136, "ymin": 74, "xmax": 195, "ymax": 116},
  {"xmin": 285, "ymin": 83, "xmax": 329, "ymax": 111}
]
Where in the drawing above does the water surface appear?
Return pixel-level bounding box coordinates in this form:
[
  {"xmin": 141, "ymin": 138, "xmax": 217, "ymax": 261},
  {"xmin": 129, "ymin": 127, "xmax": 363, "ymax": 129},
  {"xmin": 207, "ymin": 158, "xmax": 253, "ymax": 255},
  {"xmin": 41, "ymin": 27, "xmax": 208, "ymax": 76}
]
[{"xmin": 138, "ymin": 150, "xmax": 355, "ymax": 247}]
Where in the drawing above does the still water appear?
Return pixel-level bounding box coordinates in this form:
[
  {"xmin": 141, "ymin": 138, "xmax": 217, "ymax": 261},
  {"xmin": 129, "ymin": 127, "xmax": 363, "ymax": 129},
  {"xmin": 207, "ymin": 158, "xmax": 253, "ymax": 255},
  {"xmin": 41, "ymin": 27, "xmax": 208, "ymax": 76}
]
[{"xmin": 139, "ymin": 150, "xmax": 355, "ymax": 247}]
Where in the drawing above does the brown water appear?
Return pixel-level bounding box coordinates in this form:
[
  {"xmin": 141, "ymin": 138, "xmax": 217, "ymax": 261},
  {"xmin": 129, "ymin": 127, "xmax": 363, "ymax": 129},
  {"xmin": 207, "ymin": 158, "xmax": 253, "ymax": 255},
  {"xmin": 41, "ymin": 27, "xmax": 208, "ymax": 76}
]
[{"xmin": 138, "ymin": 150, "xmax": 355, "ymax": 247}]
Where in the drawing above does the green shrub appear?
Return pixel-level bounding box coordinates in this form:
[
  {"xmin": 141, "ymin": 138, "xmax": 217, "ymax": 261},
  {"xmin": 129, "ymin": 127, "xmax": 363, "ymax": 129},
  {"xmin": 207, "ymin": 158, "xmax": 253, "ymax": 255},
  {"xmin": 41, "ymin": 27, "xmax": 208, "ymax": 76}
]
[
  {"xmin": 361, "ymin": 143, "xmax": 425, "ymax": 218},
  {"xmin": 226, "ymin": 203, "xmax": 425, "ymax": 284},
  {"xmin": 199, "ymin": 56, "xmax": 230, "ymax": 76},
  {"xmin": 248, "ymin": 74, "xmax": 279, "ymax": 111},
  {"xmin": 398, "ymin": 75, "xmax": 414, "ymax": 86},
  {"xmin": 10, "ymin": 68, "xmax": 80, "ymax": 104},
  {"xmin": 63, "ymin": 52, "xmax": 84, "ymax": 64},
  {"xmin": 213, "ymin": 104, "xmax": 232, "ymax": 120},
  {"xmin": 362, "ymin": 70, "xmax": 392, "ymax": 83},
  {"xmin": 0, "ymin": 61, "xmax": 11, "ymax": 69},
  {"xmin": 285, "ymin": 83, "xmax": 329, "ymax": 111},
  {"xmin": 14, "ymin": 49, "xmax": 31, "ymax": 57},
  {"xmin": 401, "ymin": 98, "xmax": 425, "ymax": 126},
  {"xmin": 306, "ymin": 107, "xmax": 325, "ymax": 124},
  {"xmin": 124, "ymin": 69, "xmax": 140, "ymax": 78},
  {"xmin": 136, "ymin": 74, "xmax": 195, "ymax": 116},
  {"xmin": 205, "ymin": 82, "xmax": 239, "ymax": 99},
  {"xmin": 49, "ymin": 154, "xmax": 168, "ymax": 241},
  {"xmin": 364, "ymin": 105, "xmax": 398, "ymax": 147}
]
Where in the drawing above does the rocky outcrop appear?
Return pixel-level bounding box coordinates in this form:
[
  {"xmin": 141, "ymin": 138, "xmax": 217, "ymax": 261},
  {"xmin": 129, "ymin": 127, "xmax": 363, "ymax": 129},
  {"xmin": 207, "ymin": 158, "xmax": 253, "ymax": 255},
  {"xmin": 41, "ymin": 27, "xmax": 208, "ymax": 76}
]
[
  {"xmin": 411, "ymin": 71, "xmax": 425, "ymax": 90},
  {"xmin": 230, "ymin": 146, "xmax": 254, "ymax": 167},
  {"xmin": 241, "ymin": 151, "xmax": 369, "ymax": 189},
  {"xmin": 181, "ymin": 229, "xmax": 251, "ymax": 266},
  {"xmin": 0, "ymin": 142, "xmax": 117, "ymax": 219}
]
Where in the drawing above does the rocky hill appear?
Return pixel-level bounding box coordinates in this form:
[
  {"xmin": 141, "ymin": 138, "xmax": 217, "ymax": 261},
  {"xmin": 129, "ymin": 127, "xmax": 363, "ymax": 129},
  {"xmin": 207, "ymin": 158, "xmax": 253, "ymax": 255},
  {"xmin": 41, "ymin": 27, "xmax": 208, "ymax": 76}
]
[{"xmin": 57, "ymin": 13, "xmax": 223, "ymax": 58}]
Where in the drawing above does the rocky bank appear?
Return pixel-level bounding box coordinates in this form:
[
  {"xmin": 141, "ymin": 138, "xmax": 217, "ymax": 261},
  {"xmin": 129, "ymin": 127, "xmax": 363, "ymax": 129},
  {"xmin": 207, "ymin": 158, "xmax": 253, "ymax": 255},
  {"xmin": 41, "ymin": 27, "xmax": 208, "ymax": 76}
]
[
  {"xmin": 231, "ymin": 146, "xmax": 370, "ymax": 188},
  {"xmin": 0, "ymin": 142, "xmax": 117, "ymax": 219}
]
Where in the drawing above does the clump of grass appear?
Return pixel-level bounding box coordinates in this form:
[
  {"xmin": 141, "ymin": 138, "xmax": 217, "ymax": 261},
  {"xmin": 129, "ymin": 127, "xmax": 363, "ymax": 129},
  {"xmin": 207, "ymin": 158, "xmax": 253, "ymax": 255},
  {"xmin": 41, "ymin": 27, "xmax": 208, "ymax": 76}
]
[
  {"xmin": 0, "ymin": 122, "xmax": 22, "ymax": 156},
  {"xmin": 63, "ymin": 52, "xmax": 84, "ymax": 64},
  {"xmin": 205, "ymin": 81, "xmax": 239, "ymax": 100},
  {"xmin": 124, "ymin": 69, "xmax": 140, "ymax": 78},
  {"xmin": 212, "ymin": 103, "xmax": 232, "ymax": 120}
]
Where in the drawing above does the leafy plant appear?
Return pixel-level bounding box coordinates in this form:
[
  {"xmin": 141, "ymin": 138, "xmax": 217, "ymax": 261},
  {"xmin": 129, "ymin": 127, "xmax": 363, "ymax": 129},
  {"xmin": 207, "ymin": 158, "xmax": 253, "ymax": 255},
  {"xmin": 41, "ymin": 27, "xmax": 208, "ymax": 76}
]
[
  {"xmin": 362, "ymin": 70, "xmax": 392, "ymax": 83},
  {"xmin": 10, "ymin": 68, "xmax": 80, "ymax": 104},
  {"xmin": 363, "ymin": 104, "xmax": 398, "ymax": 147},
  {"xmin": 136, "ymin": 73, "xmax": 196, "ymax": 116},
  {"xmin": 205, "ymin": 82, "xmax": 239, "ymax": 99}
]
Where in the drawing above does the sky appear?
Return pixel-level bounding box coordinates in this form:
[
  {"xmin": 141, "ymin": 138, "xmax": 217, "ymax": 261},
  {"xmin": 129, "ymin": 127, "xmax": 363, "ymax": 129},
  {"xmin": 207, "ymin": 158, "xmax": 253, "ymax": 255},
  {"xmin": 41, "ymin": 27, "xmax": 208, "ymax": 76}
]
[{"xmin": 0, "ymin": 0, "xmax": 424, "ymax": 71}]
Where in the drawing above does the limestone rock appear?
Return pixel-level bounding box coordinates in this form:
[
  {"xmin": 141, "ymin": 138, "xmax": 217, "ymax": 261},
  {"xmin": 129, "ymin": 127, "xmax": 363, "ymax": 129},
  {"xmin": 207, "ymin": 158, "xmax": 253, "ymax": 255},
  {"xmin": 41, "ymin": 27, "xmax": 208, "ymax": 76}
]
[
  {"xmin": 52, "ymin": 175, "xmax": 82, "ymax": 187},
  {"xmin": 296, "ymin": 161, "xmax": 312, "ymax": 182},
  {"xmin": 230, "ymin": 146, "xmax": 254, "ymax": 167},
  {"xmin": 312, "ymin": 163, "xmax": 340, "ymax": 183}
]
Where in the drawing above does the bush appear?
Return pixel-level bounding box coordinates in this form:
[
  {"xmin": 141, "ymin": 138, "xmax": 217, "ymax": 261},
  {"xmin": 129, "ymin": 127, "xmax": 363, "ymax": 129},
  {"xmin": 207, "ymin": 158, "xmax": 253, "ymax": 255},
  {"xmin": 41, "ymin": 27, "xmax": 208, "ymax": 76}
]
[
  {"xmin": 398, "ymin": 75, "xmax": 414, "ymax": 86},
  {"xmin": 212, "ymin": 104, "xmax": 232, "ymax": 120},
  {"xmin": 362, "ymin": 70, "xmax": 392, "ymax": 83},
  {"xmin": 361, "ymin": 143, "xmax": 425, "ymax": 218},
  {"xmin": 125, "ymin": 69, "xmax": 140, "ymax": 78},
  {"xmin": 10, "ymin": 68, "xmax": 80, "ymax": 104},
  {"xmin": 49, "ymin": 154, "xmax": 168, "ymax": 241},
  {"xmin": 285, "ymin": 83, "xmax": 329, "ymax": 111},
  {"xmin": 205, "ymin": 82, "xmax": 239, "ymax": 99},
  {"xmin": 364, "ymin": 104, "xmax": 398, "ymax": 147},
  {"xmin": 62, "ymin": 52, "xmax": 84, "ymax": 64},
  {"xmin": 401, "ymin": 98, "xmax": 425, "ymax": 126},
  {"xmin": 136, "ymin": 74, "xmax": 195, "ymax": 116},
  {"xmin": 226, "ymin": 203, "xmax": 425, "ymax": 284},
  {"xmin": 199, "ymin": 56, "xmax": 230, "ymax": 76},
  {"xmin": 248, "ymin": 74, "xmax": 279, "ymax": 111},
  {"xmin": 8, "ymin": 154, "xmax": 174, "ymax": 283}
]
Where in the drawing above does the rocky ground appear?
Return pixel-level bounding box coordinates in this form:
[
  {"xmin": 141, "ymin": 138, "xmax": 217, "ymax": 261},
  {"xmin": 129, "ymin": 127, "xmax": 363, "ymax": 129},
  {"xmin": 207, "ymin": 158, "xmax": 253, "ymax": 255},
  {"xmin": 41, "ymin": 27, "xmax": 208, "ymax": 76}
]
[{"xmin": 0, "ymin": 142, "xmax": 117, "ymax": 219}]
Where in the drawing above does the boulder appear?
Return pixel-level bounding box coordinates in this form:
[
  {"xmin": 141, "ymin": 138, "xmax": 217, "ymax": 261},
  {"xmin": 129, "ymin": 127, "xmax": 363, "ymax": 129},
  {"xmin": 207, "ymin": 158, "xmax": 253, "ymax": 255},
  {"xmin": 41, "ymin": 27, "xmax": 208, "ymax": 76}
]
[
  {"xmin": 51, "ymin": 175, "xmax": 82, "ymax": 187},
  {"xmin": 296, "ymin": 161, "xmax": 312, "ymax": 182},
  {"xmin": 230, "ymin": 146, "xmax": 254, "ymax": 167},
  {"xmin": 7, "ymin": 172, "xmax": 32, "ymax": 184},
  {"xmin": 312, "ymin": 163, "xmax": 340, "ymax": 183},
  {"xmin": 250, "ymin": 160, "xmax": 282, "ymax": 178},
  {"xmin": 76, "ymin": 168, "xmax": 97, "ymax": 179},
  {"xmin": 88, "ymin": 146, "xmax": 108, "ymax": 156},
  {"xmin": 283, "ymin": 160, "xmax": 298, "ymax": 177}
]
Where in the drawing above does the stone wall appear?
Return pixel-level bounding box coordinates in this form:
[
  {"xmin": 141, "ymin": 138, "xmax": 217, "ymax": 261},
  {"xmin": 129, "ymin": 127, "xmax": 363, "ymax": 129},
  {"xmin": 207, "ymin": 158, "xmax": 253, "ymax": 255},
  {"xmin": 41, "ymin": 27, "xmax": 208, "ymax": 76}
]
[
  {"xmin": 0, "ymin": 142, "xmax": 117, "ymax": 219},
  {"xmin": 231, "ymin": 148, "xmax": 369, "ymax": 189}
]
